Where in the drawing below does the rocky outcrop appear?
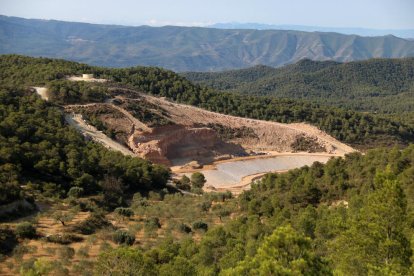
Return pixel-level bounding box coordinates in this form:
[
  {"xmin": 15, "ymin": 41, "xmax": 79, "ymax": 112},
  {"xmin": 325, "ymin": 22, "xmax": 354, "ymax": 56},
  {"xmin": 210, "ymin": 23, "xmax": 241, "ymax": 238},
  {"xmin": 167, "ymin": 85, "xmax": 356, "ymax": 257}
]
[{"xmin": 130, "ymin": 125, "xmax": 245, "ymax": 165}]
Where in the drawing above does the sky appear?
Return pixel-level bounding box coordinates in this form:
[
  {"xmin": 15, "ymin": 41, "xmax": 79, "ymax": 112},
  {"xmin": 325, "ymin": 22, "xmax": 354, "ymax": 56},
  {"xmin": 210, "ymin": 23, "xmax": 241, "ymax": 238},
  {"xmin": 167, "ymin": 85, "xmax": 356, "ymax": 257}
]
[{"xmin": 0, "ymin": 0, "xmax": 413, "ymax": 30}]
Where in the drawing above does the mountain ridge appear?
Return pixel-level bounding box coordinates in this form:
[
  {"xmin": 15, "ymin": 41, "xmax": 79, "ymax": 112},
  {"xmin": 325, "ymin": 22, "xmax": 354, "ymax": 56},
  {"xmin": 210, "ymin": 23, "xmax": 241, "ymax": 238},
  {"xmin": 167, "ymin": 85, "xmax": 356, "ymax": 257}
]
[
  {"xmin": 209, "ymin": 22, "xmax": 414, "ymax": 39},
  {"xmin": 182, "ymin": 57, "xmax": 414, "ymax": 114},
  {"xmin": 1, "ymin": 15, "xmax": 414, "ymax": 71}
]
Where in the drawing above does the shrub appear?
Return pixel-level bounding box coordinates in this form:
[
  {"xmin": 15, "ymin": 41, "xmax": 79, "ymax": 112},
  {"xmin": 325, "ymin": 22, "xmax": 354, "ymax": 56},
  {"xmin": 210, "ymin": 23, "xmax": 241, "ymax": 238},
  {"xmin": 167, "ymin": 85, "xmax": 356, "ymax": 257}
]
[
  {"xmin": 72, "ymin": 213, "xmax": 111, "ymax": 235},
  {"xmin": 190, "ymin": 172, "xmax": 206, "ymax": 189},
  {"xmin": 0, "ymin": 227, "xmax": 18, "ymax": 255},
  {"xmin": 94, "ymin": 247, "xmax": 156, "ymax": 275},
  {"xmin": 113, "ymin": 230, "xmax": 135, "ymax": 246},
  {"xmin": 115, "ymin": 207, "xmax": 134, "ymax": 218},
  {"xmin": 148, "ymin": 191, "xmax": 163, "ymax": 201},
  {"xmin": 191, "ymin": 187, "xmax": 204, "ymax": 195},
  {"xmin": 131, "ymin": 193, "xmax": 149, "ymax": 209},
  {"xmin": 15, "ymin": 222, "xmax": 36, "ymax": 239},
  {"xmin": 192, "ymin": 221, "xmax": 208, "ymax": 231},
  {"xmin": 67, "ymin": 187, "xmax": 84, "ymax": 198},
  {"xmin": 145, "ymin": 217, "xmax": 161, "ymax": 229},
  {"xmin": 210, "ymin": 191, "xmax": 233, "ymax": 202},
  {"xmin": 178, "ymin": 223, "xmax": 192, "ymax": 234},
  {"xmin": 58, "ymin": 246, "xmax": 75, "ymax": 260},
  {"xmin": 176, "ymin": 175, "xmax": 191, "ymax": 191},
  {"xmin": 46, "ymin": 233, "xmax": 83, "ymax": 244},
  {"xmin": 200, "ymin": 201, "xmax": 212, "ymax": 212}
]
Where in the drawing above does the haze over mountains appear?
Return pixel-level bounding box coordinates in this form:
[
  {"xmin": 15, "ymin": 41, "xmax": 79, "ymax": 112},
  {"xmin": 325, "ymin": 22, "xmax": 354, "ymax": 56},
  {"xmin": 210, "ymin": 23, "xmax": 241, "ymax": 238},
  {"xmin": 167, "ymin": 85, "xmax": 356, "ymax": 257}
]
[
  {"xmin": 1, "ymin": 15, "xmax": 414, "ymax": 71},
  {"xmin": 210, "ymin": 22, "xmax": 414, "ymax": 39}
]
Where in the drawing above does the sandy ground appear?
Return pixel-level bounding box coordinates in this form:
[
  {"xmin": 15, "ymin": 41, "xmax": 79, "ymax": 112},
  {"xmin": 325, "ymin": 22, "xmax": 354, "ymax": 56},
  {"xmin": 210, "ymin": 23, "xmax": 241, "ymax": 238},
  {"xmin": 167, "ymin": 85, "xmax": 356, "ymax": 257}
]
[
  {"xmin": 33, "ymin": 87, "xmax": 49, "ymax": 101},
  {"xmin": 65, "ymin": 113, "xmax": 135, "ymax": 157},
  {"xmin": 208, "ymin": 171, "xmax": 281, "ymax": 195},
  {"xmin": 67, "ymin": 76, "xmax": 107, "ymax": 82},
  {"xmin": 143, "ymin": 94, "xmax": 355, "ymax": 155}
]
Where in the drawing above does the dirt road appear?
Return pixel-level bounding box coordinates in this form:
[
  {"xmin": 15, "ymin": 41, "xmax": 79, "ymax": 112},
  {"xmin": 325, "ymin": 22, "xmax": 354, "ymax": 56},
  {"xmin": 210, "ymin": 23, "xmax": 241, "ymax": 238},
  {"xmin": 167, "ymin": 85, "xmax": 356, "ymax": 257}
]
[{"xmin": 65, "ymin": 113, "xmax": 135, "ymax": 157}]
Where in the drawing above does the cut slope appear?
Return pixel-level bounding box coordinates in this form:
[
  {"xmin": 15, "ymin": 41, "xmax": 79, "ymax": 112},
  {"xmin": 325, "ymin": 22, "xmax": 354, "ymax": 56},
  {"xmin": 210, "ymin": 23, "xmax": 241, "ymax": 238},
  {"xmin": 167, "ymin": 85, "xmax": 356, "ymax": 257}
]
[
  {"xmin": 142, "ymin": 94, "xmax": 354, "ymax": 155},
  {"xmin": 63, "ymin": 88, "xmax": 355, "ymax": 167}
]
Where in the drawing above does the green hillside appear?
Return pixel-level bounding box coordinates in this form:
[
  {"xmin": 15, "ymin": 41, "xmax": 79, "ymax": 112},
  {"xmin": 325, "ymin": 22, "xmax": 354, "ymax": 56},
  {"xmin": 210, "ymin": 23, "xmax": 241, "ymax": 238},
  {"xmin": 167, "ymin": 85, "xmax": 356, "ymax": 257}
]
[
  {"xmin": 1, "ymin": 15, "xmax": 414, "ymax": 71},
  {"xmin": 1, "ymin": 55, "xmax": 414, "ymax": 275},
  {"xmin": 1, "ymin": 54, "xmax": 414, "ymax": 149},
  {"xmin": 183, "ymin": 58, "xmax": 414, "ymax": 114}
]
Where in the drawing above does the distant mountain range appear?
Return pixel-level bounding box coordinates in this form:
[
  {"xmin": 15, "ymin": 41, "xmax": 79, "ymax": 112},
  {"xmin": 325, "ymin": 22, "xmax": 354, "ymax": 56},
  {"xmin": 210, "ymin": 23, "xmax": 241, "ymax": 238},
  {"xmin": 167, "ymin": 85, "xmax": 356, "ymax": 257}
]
[
  {"xmin": 1, "ymin": 15, "xmax": 414, "ymax": 71},
  {"xmin": 209, "ymin": 23, "xmax": 414, "ymax": 39}
]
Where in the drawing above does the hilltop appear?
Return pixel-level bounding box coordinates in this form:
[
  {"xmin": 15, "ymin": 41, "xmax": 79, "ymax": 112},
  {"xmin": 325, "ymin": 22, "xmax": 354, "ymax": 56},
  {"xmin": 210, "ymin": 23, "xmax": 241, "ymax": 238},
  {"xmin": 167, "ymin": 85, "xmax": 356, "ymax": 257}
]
[
  {"xmin": 1, "ymin": 15, "xmax": 414, "ymax": 71},
  {"xmin": 183, "ymin": 58, "xmax": 414, "ymax": 114}
]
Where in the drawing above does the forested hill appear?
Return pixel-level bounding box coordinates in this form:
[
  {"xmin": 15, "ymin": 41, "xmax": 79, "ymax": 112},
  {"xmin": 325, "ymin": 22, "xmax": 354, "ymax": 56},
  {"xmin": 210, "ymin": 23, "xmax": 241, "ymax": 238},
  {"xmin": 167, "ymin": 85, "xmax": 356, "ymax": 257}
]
[
  {"xmin": 1, "ymin": 54, "xmax": 414, "ymax": 149},
  {"xmin": 183, "ymin": 58, "xmax": 414, "ymax": 114},
  {"xmin": 1, "ymin": 15, "xmax": 414, "ymax": 71}
]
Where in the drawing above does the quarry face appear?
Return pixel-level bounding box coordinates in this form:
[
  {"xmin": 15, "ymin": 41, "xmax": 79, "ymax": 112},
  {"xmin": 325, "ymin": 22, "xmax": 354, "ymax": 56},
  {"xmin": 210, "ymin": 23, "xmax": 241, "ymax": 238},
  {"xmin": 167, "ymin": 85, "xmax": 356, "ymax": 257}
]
[{"xmin": 64, "ymin": 88, "xmax": 354, "ymax": 169}]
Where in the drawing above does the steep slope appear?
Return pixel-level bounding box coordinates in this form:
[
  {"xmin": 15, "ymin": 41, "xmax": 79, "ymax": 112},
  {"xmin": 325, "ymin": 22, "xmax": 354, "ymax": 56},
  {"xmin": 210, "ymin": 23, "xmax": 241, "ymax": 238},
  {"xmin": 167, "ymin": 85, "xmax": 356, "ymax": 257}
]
[
  {"xmin": 63, "ymin": 89, "xmax": 354, "ymax": 167},
  {"xmin": 1, "ymin": 16, "xmax": 414, "ymax": 71},
  {"xmin": 183, "ymin": 58, "xmax": 414, "ymax": 113}
]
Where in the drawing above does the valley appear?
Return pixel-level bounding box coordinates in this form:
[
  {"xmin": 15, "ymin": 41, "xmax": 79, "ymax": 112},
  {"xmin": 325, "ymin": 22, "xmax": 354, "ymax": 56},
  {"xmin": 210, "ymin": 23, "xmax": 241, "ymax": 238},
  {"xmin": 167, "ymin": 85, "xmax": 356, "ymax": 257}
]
[
  {"xmin": 35, "ymin": 80, "xmax": 354, "ymax": 192},
  {"xmin": 1, "ymin": 55, "xmax": 413, "ymax": 275}
]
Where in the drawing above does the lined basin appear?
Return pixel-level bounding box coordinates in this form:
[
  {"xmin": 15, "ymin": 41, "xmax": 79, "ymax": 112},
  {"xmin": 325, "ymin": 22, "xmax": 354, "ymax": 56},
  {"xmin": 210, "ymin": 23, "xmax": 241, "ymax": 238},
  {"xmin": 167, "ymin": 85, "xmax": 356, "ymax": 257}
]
[{"xmin": 200, "ymin": 155, "xmax": 332, "ymax": 188}]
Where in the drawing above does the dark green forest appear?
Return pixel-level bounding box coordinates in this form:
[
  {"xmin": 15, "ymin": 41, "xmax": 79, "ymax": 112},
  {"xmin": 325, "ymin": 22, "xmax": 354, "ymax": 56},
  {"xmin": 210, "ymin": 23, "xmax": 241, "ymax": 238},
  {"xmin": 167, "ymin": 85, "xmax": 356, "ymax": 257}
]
[
  {"xmin": 183, "ymin": 58, "xmax": 414, "ymax": 114},
  {"xmin": 0, "ymin": 88, "xmax": 169, "ymax": 206},
  {"xmin": 1, "ymin": 55, "xmax": 413, "ymax": 149},
  {"xmin": 75, "ymin": 147, "xmax": 414, "ymax": 275}
]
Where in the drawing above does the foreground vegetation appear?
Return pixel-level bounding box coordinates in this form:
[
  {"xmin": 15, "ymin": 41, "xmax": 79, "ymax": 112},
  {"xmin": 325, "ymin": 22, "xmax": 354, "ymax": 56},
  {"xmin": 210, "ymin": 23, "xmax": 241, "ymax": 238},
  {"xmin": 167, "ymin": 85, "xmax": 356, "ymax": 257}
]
[
  {"xmin": 1, "ymin": 54, "xmax": 413, "ymax": 149},
  {"xmin": 2, "ymin": 145, "xmax": 414, "ymax": 275}
]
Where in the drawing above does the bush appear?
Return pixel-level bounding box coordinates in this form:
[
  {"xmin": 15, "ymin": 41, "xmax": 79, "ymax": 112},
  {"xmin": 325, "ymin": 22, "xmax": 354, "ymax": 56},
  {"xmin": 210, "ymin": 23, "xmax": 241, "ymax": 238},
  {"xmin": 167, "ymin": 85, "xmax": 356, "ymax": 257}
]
[
  {"xmin": 145, "ymin": 217, "xmax": 161, "ymax": 229},
  {"xmin": 191, "ymin": 187, "xmax": 204, "ymax": 195},
  {"xmin": 200, "ymin": 201, "xmax": 212, "ymax": 212},
  {"xmin": 115, "ymin": 207, "xmax": 134, "ymax": 218},
  {"xmin": 15, "ymin": 222, "xmax": 36, "ymax": 239},
  {"xmin": 113, "ymin": 230, "xmax": 135, "ymax": 245},
  {"xmin": 58, "ymin": 246, "xmax": 75, "ymax": 260},
  {"xmin": 192, "ymin": 221, "xmax": 208, "ymax": 231},
  {"xmin": 148, "ymin": 191, "xmax": 163, "ymax": 201},
  {"xmin": 46, "ymin": 233, "xmax": 83, "ymax": 244},
  {"xmin": 178, "ymin": 223, "xmax": 192, "ymax": 234},
  {"xmin": 0, "ymin": 227, "xmax": 18, "ymax": 255},
  {"xmin": 210, "ymin": 191, "xmax": 233, "ymax": 202},
  {"xmin": 176, "ymin": 175, "xmax": 191, "ymax": 191},
  {"xmin": 131, "ymin": 193, "xmax": 149, "ymax": 209},
  {"xmin": 72, "ymin": 213, "xmax": 111, "ymax": 235},
  {"xmin": 67, "ymin": 187, "xmax": 84, "ymax": 198},
  {"xmin": 190, "ymin": 173, "xmax": 206, "ymax": 189}
]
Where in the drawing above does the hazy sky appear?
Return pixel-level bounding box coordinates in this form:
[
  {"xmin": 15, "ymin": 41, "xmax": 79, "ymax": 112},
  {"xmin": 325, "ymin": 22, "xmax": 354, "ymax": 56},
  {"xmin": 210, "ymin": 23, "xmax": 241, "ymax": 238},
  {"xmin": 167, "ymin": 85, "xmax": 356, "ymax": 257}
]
[{"xmin": 1, "ymin": 0, "xmax": 413, "ymax": 29}]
